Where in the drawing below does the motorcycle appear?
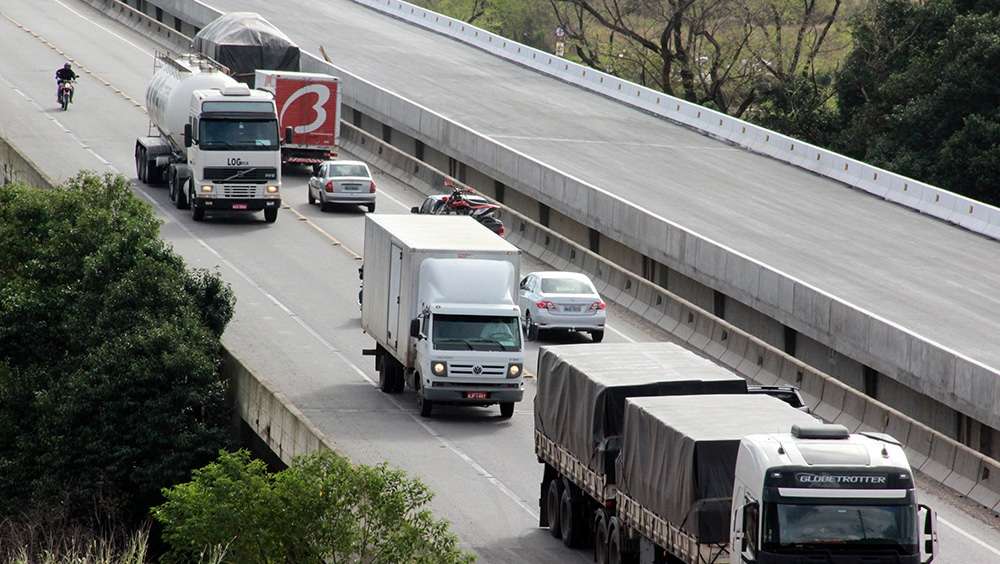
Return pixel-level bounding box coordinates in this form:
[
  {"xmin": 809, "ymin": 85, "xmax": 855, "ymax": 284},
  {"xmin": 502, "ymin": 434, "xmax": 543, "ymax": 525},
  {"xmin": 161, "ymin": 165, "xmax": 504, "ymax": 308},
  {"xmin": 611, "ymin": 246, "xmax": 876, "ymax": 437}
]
[
  {"xmin": 435, "ymin": 185, "xmax": 506, "ymax": 236},
  {"xmin": 57, "ymin": 80, "xmax": 75, "ymax": 111}
]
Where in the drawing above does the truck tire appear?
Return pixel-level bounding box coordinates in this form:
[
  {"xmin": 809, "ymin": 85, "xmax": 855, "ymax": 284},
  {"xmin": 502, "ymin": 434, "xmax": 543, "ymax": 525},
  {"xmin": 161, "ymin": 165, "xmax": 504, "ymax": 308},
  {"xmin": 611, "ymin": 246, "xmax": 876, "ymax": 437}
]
[
  {"xmin": 560, "ymin": 487, "xmax": 586, "ymax": 548},
  {"xmin": 417, "ymin": 388, "xmax": 433, "ymax": 417},
  {"xmin": 499, "ymin": 402, "xmax": 514, "ymax": 419},
  {"xmin": 608, "ymin": 518, "xmax": 637, "ymax": 564},
  {"xmin": 135, "ymin": 146, "xmax": 145, "ymax": 182},
  {"xmin": 192, "ymin": 197, "xmax": 205, "ymax": 222},
  {"xmin": 594, "ymin": 510, "xmax": 610, "ymax": 564},
  {"xmin": 546, "ymin": 481, "xmax": 562, "ymax": 539},
  {"xmin": 590, "ymin": 330, "xmax": 605, "ymax": 343},
  {"xmin": 264, "ymin": 207, "xmax": 278, "ymax": 223},
  {"xmin": 378, "ymin": 360, "xmax": 392, "ymax": 393}
]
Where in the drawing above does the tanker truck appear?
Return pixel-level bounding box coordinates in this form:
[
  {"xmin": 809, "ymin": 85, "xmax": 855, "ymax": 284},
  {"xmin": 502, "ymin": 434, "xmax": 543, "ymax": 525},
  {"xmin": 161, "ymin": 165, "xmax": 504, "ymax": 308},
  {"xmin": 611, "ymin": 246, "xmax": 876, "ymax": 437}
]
[{"xmin": 135, "ymin": 52, "xmax": 283, "ymax": 223}]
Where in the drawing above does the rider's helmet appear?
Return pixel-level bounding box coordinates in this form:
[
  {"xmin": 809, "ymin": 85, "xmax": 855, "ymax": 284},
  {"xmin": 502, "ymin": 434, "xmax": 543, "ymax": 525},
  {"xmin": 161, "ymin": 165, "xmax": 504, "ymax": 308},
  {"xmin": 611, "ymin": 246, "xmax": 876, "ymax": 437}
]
[{"xmin": 63, "ymin": 63, "xmax": 72, "ymax": 70}]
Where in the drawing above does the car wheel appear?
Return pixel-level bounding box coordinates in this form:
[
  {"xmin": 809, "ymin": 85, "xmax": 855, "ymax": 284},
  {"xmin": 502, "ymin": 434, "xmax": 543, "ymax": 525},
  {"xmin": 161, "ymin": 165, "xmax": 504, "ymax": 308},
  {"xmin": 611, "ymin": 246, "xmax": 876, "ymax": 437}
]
[
  {"xmin": 590, "ymin": 330, "xmax": 605, "ymax": 343},
  {"xmin": 319, "ymin": 191, "xmax": 327, "ymax": 212},
  {"xmin": 366, "ymin": 203, "xmax": 376, "ymax": 213},
  {"xmin": 308, "ymin": 186, "xmax": 316, "ymax": 205},
  {"xmin": 525, "ymin": 312, "xmax": 538, "ymax": 341}
]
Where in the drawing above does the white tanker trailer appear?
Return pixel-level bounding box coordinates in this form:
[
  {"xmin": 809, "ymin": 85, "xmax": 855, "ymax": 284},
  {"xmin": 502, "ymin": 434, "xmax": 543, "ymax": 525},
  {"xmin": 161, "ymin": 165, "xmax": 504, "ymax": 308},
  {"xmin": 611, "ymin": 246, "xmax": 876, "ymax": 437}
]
[{"xmin": 135, "ymin": 52, "xmax": 284, "ymax": 223}]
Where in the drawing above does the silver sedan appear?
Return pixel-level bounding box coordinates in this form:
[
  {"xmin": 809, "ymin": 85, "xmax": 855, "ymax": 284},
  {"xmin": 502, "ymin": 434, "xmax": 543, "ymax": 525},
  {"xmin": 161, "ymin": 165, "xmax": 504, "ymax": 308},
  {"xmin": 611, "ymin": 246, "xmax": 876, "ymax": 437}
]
[
  {"xmin": 518, "ymin": 271, "xmax": 606, "ymax": 342},
  {"xmin": 307, "ymin": 160, "xmax": 376, "ymax": 212}
]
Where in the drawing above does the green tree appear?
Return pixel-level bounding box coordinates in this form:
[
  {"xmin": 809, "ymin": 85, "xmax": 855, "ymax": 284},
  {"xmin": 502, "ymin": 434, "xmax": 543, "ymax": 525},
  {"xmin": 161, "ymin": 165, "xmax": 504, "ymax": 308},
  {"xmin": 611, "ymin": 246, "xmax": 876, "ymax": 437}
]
[
  {"xmin": 0, "ymin": 173, "xmax": 235, "ymax": 522},
  {"xmin": 154, "ymin": 450, "xmax": 474, "ymax": 564},
  {"xmin": 836, "ymin": 0, "xmax": 1000, "ymax": 203}
]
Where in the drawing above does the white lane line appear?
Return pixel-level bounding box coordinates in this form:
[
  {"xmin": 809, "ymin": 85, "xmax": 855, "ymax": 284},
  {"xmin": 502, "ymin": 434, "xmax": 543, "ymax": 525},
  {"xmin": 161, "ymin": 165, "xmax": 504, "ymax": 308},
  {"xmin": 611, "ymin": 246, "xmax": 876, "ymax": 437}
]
[
  {"xmin": 938, "ymin": 517, "xmax": 1000, "ymax": 557},
  {"xmin": 488, "ymin": 134, "xmax": 740, "ymax": 151},
  {"xmin": 49, "ymin": 0, "xmax": 154, "ymax": 57}
]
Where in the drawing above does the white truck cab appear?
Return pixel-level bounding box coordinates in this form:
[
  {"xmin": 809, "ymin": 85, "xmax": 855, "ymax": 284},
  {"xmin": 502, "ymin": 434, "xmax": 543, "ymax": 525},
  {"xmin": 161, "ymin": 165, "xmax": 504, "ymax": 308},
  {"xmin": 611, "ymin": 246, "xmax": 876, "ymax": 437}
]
[{"xmin": 731, "ymin": 424, "xmax": 938, "ymax": 564}]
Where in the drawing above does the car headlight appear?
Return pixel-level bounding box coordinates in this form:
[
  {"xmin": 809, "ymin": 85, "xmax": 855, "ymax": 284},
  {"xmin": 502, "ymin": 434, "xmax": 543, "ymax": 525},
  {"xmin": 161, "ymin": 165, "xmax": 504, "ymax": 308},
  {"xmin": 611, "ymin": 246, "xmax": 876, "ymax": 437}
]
[
  {"xmin": 431, "ymin": 361, "xmax": 447, "ymax": 376},
  {"xmin": 266, "ymin": 185, "xmax": 279, "ymax": 194},
  {"xmin": 507, "ymin": 363, "xmax": 522, "ymax": 379},
  {"xmin": 201, "ymin": 184, "xmax": 213, "ymax": 193}
]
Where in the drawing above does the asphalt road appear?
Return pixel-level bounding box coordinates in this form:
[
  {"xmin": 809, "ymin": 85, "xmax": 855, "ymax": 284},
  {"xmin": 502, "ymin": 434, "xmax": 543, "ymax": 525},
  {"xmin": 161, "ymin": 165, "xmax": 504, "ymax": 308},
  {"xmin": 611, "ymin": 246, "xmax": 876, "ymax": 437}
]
[
  {"xmin": 2, "ymin": 1, "xmax": 1000, "ymax": 562},
  {"xmin": 200, "ymin": 0, "xmax": 1000, "ymax": 374}
]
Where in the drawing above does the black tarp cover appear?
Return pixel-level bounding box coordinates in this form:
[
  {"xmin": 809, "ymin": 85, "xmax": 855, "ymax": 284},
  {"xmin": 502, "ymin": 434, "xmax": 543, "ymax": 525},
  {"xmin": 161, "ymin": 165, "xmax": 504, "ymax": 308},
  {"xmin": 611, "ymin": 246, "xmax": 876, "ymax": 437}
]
[
  {"xmin": 534, "ymin": 343, "xmax": 748, "ymax": 477},
  {"xmin": 617, "ymin": 394, "xmax": 819, "ymax": 544},
  {"xmin": 193, "ymin": 12, "xmax": 300, "ymax": 83}
]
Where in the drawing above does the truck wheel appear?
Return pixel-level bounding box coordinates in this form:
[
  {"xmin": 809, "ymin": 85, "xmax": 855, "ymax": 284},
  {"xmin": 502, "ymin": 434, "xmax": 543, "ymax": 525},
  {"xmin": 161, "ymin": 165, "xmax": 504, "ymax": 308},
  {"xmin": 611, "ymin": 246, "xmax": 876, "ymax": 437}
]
[
  {"xmin": 590, "ymin": 330, "xmax": 605, "ymax": 343},
  {"xmin": 499, "ymin": 402, "xmax": 514, "ymax": 419},
  {"xmin": 560, "ymin": 487, "xmax": 585, "ymax": 548},
  {"xmin": 264, "ymin": 207, "xmax": 278, "ymax": 223},
  {"xmin": 192, "ymin": 199, "xmax": 205, "ymax": 222},
  {"xmin": 378, "ymin": 361, "xmax": 392, "ymax": 393},
  {"xmin": 608, "ymin": 518, "xmax": 637, "ymax": 564},
  {"xmin": 177, "ymin": 179, "xmax": 190, "ymax": 210},
  {"xmin": 417, "ymin": 389, "xmax": 433, "ymax": 417},
  {"xmin": 135, "ymin": 146, "xmax": 145, "ymax": 182},
  {"xmin": 594, "ymin": 510, "xmax": 610, "ymax": 564},
  {"xmin": 546, "ymin": 481, "xmax": 562, "ymax": 539}
]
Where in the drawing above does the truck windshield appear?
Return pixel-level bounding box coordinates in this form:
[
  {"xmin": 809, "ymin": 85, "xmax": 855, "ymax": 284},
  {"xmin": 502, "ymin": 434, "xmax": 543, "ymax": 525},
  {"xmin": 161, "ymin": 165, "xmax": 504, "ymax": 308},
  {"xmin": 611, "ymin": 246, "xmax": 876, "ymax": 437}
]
[
  {"xmin": 200, "ymin": 119, "xmax": 278, "ymax": 151},
  {"xmin": 432, "ymin": 314, "xmax": 521, "ymax": 352},
  {"xmin": 763, "ymin": 503, "xmax": 917, "ymax": 553}
]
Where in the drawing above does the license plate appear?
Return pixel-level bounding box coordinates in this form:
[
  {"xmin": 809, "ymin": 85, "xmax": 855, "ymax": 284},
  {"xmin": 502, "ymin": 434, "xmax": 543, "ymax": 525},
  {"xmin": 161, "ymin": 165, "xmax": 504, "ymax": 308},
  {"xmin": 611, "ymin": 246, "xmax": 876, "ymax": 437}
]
[
  {"xmin": 464, "ymin": 391, "xmax": 489, "ymax": 400},
  {"xmin": 232, "ymin": 203, "xmax": 248, "ymax": 210},
  {"xmin": 563, "ymin": 305, "xmax": 581, "ymax": 312},
  {"xmin": 344, "ymin": 186, "xmax": 359, "ymax": 191}
]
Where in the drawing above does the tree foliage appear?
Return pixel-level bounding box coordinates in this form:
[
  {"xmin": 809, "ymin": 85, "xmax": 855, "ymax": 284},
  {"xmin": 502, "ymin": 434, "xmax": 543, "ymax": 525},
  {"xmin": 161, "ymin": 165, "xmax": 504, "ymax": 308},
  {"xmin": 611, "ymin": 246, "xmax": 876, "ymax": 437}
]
[
  {"xmin": 154, "ymin": 450, "xmax": 474, "ymax": 564},
  {"xmin": 0, "ymin": 173, "xmax": 235, "ymax": 522},
  {"xmin": 836, "ymin": 0, "xmax": 1000, "ymax": 204}
]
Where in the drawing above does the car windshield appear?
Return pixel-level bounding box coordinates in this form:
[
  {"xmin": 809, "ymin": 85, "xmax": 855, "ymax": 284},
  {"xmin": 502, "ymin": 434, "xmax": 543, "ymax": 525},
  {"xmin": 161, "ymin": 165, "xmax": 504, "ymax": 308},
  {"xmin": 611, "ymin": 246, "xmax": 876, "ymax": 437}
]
[
  {"xmin": 432, "ymin": 314, "xmax": 521, "ymax": 352},
  {"xmin": 541, "ymin": 277, "xmax": 593, "ymax": 295},
  {"xmin": 328, "ymin": 164, "xmax": 369, "ymax": 177},
  {"xmin": 200, "ymin": 119, "xmax": 278, "ymax": 151},
  {"xmin": 763, "ymin": 503, "xmax": 917, "ymax": 553}
]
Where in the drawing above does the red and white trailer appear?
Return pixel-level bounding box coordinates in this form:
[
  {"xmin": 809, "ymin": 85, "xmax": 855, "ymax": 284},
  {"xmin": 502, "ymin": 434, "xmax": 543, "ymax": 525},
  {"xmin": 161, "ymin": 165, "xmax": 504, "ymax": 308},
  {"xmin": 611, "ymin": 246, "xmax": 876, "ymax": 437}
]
[{"xmin": 255, "ymin": 70, "xmax": 341, "ymax": 166}]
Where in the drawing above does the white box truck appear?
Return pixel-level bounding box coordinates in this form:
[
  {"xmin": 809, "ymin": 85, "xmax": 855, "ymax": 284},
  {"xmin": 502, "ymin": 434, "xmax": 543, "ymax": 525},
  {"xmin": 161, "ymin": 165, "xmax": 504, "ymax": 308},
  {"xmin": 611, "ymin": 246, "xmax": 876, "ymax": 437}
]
[
  {"xmin": 534, "ymin": 343, "xmax": 939, "ymax": 564},
  {"xmin": 361, "ymin": 215, "xmax": 525, "ymax": 418},
  {"xmin": 135, "ymin": 52, "xmax": 283, "ymax": 223}
]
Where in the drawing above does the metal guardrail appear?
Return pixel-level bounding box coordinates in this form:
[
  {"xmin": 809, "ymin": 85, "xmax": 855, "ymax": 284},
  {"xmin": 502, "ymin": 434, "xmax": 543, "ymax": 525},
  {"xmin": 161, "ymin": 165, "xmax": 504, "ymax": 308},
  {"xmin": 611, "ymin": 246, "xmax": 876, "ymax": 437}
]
[
  {"xmin": 339, "ymin": 121, "xmax": 1000, "ymax": 515},
  {"xmin": 351, "ymin": 0, "xmax": 1000, "ymax": 243}
]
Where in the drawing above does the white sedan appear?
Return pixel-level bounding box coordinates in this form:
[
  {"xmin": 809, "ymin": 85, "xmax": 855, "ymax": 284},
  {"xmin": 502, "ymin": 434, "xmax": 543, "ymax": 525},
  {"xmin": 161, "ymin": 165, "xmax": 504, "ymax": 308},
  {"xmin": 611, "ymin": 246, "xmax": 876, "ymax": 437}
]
[
  {"xmin": 307, "ymin": 160, "xmax": 376, "ymax": 213},
  {"xmin": 518, "ymin": 271, "xmax": 606, "ymax": 342}
]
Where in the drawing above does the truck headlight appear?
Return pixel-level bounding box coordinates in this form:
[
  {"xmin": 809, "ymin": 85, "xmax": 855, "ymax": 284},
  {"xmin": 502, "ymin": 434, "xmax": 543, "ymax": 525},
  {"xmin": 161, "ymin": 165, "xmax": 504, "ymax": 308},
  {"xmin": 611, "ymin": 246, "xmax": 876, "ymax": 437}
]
[
  {"xmin": 507, "ymin": 363, "xmax": 522, "ymax": 378},
  {"xmin": 266, "ymin": 185, "xmax": 279, "ymax": 194},
  {"xmin": 431, "ymin": 361, "xmax": 447, "ymax": 376},
  {"xmin": 200, "ymin": 184, "xmax": 213, "ymax": 193}
]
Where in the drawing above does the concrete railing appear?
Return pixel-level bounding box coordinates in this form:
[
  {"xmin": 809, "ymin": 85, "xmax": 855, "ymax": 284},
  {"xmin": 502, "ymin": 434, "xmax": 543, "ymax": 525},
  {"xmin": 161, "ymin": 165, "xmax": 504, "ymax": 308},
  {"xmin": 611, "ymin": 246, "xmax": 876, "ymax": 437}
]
[
  {"xmin": 340, "ymin": 121, "xmax": 1000, "ymax": 515},
  {"xmin": 79, "ymin": 0, "xmax": 191, "ymax": 53},
  {"xmin": 124, "ymin": 1, "xmax": 1000, "ymax": 435},
  {"xmin": 0, "ymin": 134, "xmax": 57, "ymax": 190},
  {"xmin": 352, "ymin": 0, "xmax": 1000, "ymax": 242},
  {"xmin": 223, "ymin": 348, "xmax": 334, "ymax": 465}
]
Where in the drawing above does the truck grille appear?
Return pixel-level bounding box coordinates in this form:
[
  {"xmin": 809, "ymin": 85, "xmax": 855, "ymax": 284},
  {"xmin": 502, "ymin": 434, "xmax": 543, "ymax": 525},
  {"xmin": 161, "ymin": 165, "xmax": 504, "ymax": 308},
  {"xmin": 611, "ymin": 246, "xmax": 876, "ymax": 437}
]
[
  {"xmin": 223, "ymin": 186, "xmax": 258, "ymax": 199},
  {"xmin": 449, "ymin": 363, "xmax": 506, "ymax": 376},
  {"xmin": 203, "ymin": 167, "xmax": 277, "ymax": 184}
]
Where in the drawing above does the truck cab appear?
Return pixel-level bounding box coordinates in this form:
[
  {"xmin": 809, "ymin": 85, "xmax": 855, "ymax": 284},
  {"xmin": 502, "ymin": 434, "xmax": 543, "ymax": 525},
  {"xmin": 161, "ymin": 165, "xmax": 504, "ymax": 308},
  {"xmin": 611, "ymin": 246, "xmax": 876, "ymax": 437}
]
[
  {"xmin": 731, "ymin": 424, "xmax": 938, "ymax": 564},
  {"xmin": 410, "ymin": 257, "xmax": 524, "ymax": 417}
]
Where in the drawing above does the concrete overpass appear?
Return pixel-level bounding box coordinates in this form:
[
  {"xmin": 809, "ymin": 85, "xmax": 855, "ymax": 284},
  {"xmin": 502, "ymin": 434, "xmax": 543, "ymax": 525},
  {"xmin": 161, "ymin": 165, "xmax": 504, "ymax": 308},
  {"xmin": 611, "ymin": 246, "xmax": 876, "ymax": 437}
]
[
  {"xmin": 124, "ymin": 0, "xmax": 1000, "ymax": 456},
  {"xmin": 2, "ymin": 0, "xmax": 1000, "ymax": 561}
]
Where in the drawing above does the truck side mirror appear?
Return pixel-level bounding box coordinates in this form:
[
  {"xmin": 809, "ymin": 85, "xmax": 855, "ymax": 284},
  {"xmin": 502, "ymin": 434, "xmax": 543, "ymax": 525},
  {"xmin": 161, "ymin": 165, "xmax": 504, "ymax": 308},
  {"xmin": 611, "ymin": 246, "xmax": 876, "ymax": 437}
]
[
  {"xmin": 410, "ymin": 318, "xmax": 422, "ymax": 339},
  {"xmin": 410, "ymin": 206, "xmax": 419, "ymax": 214},
  {"xmin": 284, "ymin": 126, "xmax": 293, "ymax": 145},
  {"xmin": 919, "ymin": 504, "xmax": 938, "ymax": 563},
  {"xmin": 183, "ymin": 123, "xmax": 193, "ymax": 148}
]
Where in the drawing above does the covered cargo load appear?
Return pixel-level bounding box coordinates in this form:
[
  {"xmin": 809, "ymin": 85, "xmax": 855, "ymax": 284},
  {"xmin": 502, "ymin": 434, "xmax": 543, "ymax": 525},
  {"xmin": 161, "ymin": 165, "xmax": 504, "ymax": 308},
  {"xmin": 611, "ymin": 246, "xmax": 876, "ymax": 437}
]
[
  {"xmin": 617, "ymin": 394, "xmax": 818, "ymax": 545},
  {"xmin": 193, "ymin": 12, "xmax": 300, "ymax": 84},
  {"xmin": 534, "ymin": 343, "xmax": 748, "ymax": 477}
]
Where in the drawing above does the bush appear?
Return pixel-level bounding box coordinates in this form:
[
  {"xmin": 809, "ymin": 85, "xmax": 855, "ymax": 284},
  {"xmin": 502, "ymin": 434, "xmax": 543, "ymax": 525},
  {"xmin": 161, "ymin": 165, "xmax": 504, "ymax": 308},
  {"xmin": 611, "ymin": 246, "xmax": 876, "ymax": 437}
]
[
  {"xmin": 0, "ymin": 173, "xmax": 235, "ymax": 523},
  {"xmin": 154, "ymin": 450, "xmax": 475, "ymax": 563}
]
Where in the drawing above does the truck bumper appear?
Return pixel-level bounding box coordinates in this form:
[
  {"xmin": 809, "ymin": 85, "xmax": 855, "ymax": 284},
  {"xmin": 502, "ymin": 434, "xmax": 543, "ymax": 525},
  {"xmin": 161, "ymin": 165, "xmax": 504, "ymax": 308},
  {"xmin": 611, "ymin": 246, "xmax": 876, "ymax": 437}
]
[
  {"xmin": 193, "ymin": 197, "xmax": 281, "ymax": 211},
  {"xmin": 423, "ymin": 386, "xmax": 524, "ymax": 405}
]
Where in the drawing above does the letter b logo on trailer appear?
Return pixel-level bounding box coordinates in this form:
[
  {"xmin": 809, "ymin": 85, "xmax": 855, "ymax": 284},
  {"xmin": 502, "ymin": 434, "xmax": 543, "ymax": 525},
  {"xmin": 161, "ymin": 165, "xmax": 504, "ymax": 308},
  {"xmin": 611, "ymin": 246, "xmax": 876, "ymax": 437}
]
[{"xmin": 276, "ymin": 78, "xmax": 339, "ymax": 146}]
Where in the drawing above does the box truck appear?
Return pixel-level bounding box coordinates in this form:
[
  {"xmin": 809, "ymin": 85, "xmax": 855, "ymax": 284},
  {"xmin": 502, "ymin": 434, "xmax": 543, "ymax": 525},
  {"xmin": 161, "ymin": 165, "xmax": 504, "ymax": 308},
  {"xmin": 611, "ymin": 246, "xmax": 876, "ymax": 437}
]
[
  {"xmin": 534, "ymin": 344, "xmax": 939, "ymax": 564},
  {"xmin": 135, "ymin": 52, "xmax": 282, "ymax": 223},
  {"xmin": 361, "ymin": 215, "xmax": 524, "ymax": 418},
  {"xmin": 255, "ymin": 70, "xmax": 340, "ymax": 166}
]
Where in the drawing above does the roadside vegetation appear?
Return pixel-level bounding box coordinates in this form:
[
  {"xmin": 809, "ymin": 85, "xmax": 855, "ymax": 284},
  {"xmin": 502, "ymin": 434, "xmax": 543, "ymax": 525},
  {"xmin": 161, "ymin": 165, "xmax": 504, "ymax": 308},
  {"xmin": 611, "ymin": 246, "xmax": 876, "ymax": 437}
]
[
  {"xmin": 415, "ymin": 0, "xmax": 1000, "ymax": 205},
  {"xmin": 0, "ymin": 174, "xmax": 471, "ymax": 562}
]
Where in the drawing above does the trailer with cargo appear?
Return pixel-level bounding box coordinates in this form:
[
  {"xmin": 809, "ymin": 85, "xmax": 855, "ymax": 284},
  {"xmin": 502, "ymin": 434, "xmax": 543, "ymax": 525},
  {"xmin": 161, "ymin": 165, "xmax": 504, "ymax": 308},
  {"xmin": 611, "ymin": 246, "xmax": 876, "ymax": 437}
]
[
  {"xmin": 135, "ymin": 52, "xmax": 283, "ymax": 223},
  {"xmin": 534, "ymin": 343, "xmax": 939, "ymax": 564},
  {"xmin": 361, "ymin": 215, "xmax": 525, "ymax": 418},
  {"xmin": 255, "ymin": 70, "xmax": 341, "ymax": 166}
]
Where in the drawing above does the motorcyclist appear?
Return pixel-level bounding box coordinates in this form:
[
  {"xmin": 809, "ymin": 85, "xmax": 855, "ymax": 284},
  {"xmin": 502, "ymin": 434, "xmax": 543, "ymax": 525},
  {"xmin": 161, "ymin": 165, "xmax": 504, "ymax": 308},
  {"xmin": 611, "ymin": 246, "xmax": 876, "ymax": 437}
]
[{"xmin": 55, "ymin": 63, "xmax": 78, "ymax": 103}]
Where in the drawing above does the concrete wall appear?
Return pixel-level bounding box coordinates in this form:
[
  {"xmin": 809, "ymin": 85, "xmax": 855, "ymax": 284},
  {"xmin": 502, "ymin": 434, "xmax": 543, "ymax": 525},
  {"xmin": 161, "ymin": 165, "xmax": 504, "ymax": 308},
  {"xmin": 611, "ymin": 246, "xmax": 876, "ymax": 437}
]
[{"xmin": 0, "ymin": 134, "xmax": 56, "ymax": 189}]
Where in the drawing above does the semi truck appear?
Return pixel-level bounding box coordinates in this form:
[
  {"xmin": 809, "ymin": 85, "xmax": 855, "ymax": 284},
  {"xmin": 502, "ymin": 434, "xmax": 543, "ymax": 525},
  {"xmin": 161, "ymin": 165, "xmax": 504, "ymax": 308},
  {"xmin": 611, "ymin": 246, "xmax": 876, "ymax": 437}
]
[
  {"xmin": 361, "ymin": 215, "xmax": 525, "ymax": 418},
  {"xmin": 135, "ymin": 52, "xmax": 283, "ymax": 223},
  {"xmin": 534, "ymin": 343, "xmax": 939, "ymax": 564},
  {"xmin": 255, "ymin": 70, "xmax": 341, "ymax": 166}
]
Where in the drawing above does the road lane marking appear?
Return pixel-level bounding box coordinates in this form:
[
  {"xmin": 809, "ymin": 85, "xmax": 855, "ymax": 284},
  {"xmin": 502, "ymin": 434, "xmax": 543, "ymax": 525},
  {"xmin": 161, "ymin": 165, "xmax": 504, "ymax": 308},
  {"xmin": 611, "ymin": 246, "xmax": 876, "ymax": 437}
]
[
  {"xmin": 938, "ymin": 517, "xmax": 1000, "ymax": 557},
  {"xmin": 49, "ymin": 0, "xmax": 154, "ymax": 57}
]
